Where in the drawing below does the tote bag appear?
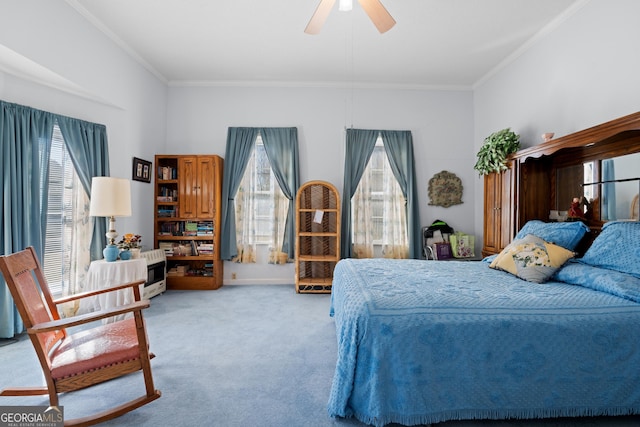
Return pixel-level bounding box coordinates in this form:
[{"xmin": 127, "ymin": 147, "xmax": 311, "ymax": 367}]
[{"xmin": 450, "ymin": 232, "xmax": 475, "ymax": 258}]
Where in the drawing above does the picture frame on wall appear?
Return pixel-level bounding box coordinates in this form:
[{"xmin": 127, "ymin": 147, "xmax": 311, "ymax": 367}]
[{"xmin": 132, "ymin": 157, "xmax": 152, "ymax": 183}]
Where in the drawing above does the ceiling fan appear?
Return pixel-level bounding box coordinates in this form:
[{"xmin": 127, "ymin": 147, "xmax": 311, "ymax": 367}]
[{"xmin": 305, "ymin": 0, "xmax": 396, "ymax": 35}]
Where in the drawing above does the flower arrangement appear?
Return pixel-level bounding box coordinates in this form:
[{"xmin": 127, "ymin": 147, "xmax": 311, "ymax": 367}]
[{"xmin": 117, "ymin": 233, "xmax": 142, "ymax": 250}]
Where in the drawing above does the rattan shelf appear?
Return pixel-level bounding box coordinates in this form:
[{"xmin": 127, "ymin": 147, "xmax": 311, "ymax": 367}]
[{"xmin": 295, "ymin": 180, "xmax": 340, "ymax": 294}]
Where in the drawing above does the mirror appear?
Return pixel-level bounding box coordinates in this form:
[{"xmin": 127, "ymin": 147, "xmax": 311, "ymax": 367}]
[{"xmin": 556, "ymin": 152, "xmax": 640, "ymax": 222}]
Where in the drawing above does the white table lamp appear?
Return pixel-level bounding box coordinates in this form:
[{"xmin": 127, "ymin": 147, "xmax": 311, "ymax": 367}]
[{"xmin": 89, "ymin": 177, "xmax": 132, "ymax": 261}]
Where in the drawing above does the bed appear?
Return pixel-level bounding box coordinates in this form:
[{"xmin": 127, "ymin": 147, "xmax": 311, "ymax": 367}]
[{"xmin": 328, "ymin": 220, "xmax": 640, "ymax": 426}]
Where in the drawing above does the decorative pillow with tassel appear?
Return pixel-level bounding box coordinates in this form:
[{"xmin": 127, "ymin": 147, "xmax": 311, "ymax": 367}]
[{"xmin": 490, "ymin": 234, "xmax": 575, "ymax": 283}]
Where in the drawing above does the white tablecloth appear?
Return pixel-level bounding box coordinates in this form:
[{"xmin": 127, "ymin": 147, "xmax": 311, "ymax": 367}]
[{"xmin": 81, "ymin": 258, "xmax": 147, "ymax": 323}]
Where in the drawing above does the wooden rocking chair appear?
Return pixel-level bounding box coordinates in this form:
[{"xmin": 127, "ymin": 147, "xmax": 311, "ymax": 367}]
[{"xmin": 0, "ymin": 246, "xmax": 161, "ymax": 426}]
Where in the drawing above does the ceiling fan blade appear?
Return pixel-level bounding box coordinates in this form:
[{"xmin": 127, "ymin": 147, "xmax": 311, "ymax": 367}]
[
  {"xmin": 358, "ymin": 0, "xmax": 396, "ymax": 33},
  {"xmin": 305, "ymin": 0, "xmax": 337, "ymax": 35}
]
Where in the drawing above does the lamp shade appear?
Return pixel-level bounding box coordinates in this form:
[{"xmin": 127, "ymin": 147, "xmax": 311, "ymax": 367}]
[{"xmin": 89, "ymin": 177, "xmax": 132, "ymax": 217}]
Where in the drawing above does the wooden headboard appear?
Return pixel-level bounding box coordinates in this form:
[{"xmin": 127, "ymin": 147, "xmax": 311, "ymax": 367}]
[{"xmin": 509, "ymin": 111, "xmax": 640, "ymax": 253}]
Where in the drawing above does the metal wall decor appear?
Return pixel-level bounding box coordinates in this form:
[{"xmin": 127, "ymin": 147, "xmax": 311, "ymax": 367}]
[{"xmin": 428, "ymin": 170, "xmax": 463, "ymax": 207}]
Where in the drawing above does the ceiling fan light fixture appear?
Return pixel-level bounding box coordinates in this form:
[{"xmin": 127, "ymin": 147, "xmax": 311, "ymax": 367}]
[
  {"xmin": 339, "ymin": 0, "xmax": 353, "ymax": 12},
  {"xmin": 305, "ymin": 0, "xmax": 395, "ymax": 34}
]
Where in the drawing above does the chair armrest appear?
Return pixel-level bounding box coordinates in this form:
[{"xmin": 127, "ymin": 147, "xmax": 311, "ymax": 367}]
[
  {"xmin": 27, "ymin": 300, "xmax": 150, "ymax": 334},
  {"xmin": 53, "ymin": 279, "xmax": 146, "ymax": 305}
]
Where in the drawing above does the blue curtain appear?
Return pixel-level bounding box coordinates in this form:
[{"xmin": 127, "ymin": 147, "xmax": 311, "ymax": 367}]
[
  {"xmin": 260, "ymin": 127, "xmax": 300, "ymax": 258},
  {"xmin": 0, "ymin": 101, "xmax": 54, "ymax": 338},
  {"xmin": 220, "ymin": 128, "xmax": 260, "ymax": 260},
  {"xmin": 602, "ymin": 159, "xmax": 616, "ymax": 221},
  {"xmin": 340, "ymin": 129, "xmax": 378, "ymax": 258},
  {"xmin": 57, "ymin": 116, "xmax": 110, "ymax": 260},
  {"xmin": 0, "ymin": 101, "xmax": 110, "ymax": 338},
  {"xmin": 380, "ymin": 130, "xmax": 422, "ymax": 259},
  {"xmin": 220, "ymin": 127, "xmax": 300, "ymax": 260},
  {"xmin": 340, "ymin": 129, "xmax": 421, "ymax": 259}
]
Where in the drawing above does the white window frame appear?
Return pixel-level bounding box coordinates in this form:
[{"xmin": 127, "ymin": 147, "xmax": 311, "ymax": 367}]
[
  {"xmin": 352, "ymin": 136, "xmax": 404, "ymax": 245},
  {"xmin": 40, "ymin": 124, "xmax": 82, "ymax": 296},
  {"xmin": 237, "ymin": 134, "xmax": 286, "ymax": 246}
]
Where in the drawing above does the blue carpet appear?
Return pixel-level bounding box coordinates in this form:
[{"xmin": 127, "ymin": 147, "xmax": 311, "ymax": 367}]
[{"xmin": 1, "ymin": 285, "xmax": 639, "ymax": 426}]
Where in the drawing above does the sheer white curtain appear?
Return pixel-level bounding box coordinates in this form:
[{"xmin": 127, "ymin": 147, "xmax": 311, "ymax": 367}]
[
  {"xmin": 43, "ymin": 130, "xmax": 93, "ymax": 316},
  {"xmin": 69, "ymin": 174, "xmax": 92, "ymax": 285},
  {"xmin": 267, "ymin": 186, "xmax": 289, "ymax": 265},
  {"xmin": 351, "ymin": 141, "xmax": 408, "ymax": 259},
  {"xmin": 233, "ymin": 137, "xmax": 289, "ymax": 264},
  {"xmin": 381, "ymin": 164, "xmax": 408, "ymax": 258},
  {"xmin": 59, "ymin": 173, "xmax": 92, "ymax": 317},
  {"xmin": 351, "ymin": 167, "xmax": 375, "ymax": 258},
  {"xmin": 233, "ymin": 151, "xmax": 258, "ymax": 263}
]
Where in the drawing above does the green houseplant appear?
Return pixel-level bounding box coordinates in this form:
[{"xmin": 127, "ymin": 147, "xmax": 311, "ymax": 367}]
[{"xmin": 474, "ymin": 128, "xmax": 520, "ymax": 175}]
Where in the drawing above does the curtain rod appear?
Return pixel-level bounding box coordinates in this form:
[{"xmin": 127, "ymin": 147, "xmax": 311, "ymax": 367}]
[{"xmin": 581, "ymin": 177, "xmax": 640, "ymax": 186}]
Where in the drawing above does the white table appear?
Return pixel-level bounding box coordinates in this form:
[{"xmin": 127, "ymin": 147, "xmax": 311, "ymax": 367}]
[{"xmin": 82, "ymin": 258, "xmax": 147, "ymax": 323}]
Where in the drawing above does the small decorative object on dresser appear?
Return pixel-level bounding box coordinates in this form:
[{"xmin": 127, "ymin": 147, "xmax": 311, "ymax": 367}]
[
  {"xmin": 568, "ymin": 197, "xmax": 584, "ymax": 218},
  {"xmin": 542, "ymin": 132, "xmax": 554, "ymax": 141}
]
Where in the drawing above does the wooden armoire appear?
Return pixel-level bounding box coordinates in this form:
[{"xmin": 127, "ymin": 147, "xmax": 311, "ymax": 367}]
[{"xmin": 482, "ymin": 111, "xmax": 640, "ymax": 257}]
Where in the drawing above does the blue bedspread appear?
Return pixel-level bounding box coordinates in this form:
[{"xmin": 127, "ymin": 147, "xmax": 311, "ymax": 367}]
[{"xmin": 328, "ymin": 258, "xmax": 640, "ymax": 426}]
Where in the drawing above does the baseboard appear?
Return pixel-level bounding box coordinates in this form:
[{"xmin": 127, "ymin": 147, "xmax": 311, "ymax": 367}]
[{"xmin": 223, "ymin": 278, "xmax": 295, "ymax": 286}]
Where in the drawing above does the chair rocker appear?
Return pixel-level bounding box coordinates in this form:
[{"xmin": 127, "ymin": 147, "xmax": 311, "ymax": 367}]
[{"xmin": 0, "ymin": 246, "xmax": 161, "ymax": 426}]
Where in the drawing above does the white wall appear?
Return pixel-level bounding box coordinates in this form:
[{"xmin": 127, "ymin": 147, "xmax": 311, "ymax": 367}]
[
  {"xmin": 0, "ymin": 2, "xmax": 477, "ymax": 286},
  {"xmin": 167, "ymin": 85, "xmax": 474, "ymax": 283},
  {"xmin": 11, "ymin": 1, "xmax": 634, "ymax": 286},
  {"xmin": 0, "ymin": 1, "xmax": 167, "ymax": 250},
  {"xmin": 473, "ymin": 0, "xmax": 640, "ymax": 244}
]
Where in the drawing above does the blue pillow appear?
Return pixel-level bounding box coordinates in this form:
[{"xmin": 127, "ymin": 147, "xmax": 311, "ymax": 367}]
[
  {"xmin": 579, "ymin": 221, "xmax": 640, "ymax": 278},
  {"xmin": 514, "ymin": 220, "xmax": 589, "ymax": 251},
  {"xmin": 556, "ymin": 261, "xmax": 640, "ymax": 302}
]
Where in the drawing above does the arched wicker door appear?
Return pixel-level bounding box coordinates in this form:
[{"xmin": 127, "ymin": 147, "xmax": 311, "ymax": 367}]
[{"xmin": 295, "ymin": 181, "xmax": 340, "ymax": 293}]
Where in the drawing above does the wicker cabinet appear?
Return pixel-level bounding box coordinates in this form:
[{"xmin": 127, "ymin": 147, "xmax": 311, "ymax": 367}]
[
  {"xmin": 295, "ymin": 181, "xmax": 340, "ymax": 293},
  {"xmin": 154, "ymin": 155, "xmax": 223, "ymax": 290}
]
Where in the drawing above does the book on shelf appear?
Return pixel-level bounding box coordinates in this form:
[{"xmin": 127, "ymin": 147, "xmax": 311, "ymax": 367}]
[
  {"xmin": 157, "ymin": 208, "xmax": 176, "ymax": 218},
  {"xmin": 167, "ymin": 264, "xmax": 188, "ymax": 276},
  {"xmin": 158, "ymin": 187, "xmax": 178, "ymax": 201},
  {"xmin": 196, "ymin": 220, "xmax": 214, "ymax": 235},
  {"xmin": 158, "ymin": 241, "xmax": 194, "ymax": 256},
  {"xmin": 159, "ymin": 222, "xmax": 177, "ymax": 235},
  {"xmin": 197, "ymin": 242, "xmax": 214, "ymax": 255},
  {"xmin": 172, "ymin": 242, "xmax": 193, "ymax": 256},
  {"xmin": 182, "ymin": 221, "xmax": 198, "ymax": 236},
  {"xmin": 161, "ymin": 221, "xmax": 204, "ymax": 236},
  {"xmin": 159, "ymin": 166, "xmax": 177, "ymax": 180}
]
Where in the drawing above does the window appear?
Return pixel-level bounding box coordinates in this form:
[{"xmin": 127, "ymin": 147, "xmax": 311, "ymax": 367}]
[
  {"xmin": 351, "ymin": 135, "xmax": 408, "ymax": 258},
  {"xmin": 40, "ymin": 123, "xmax": 90, "ymax": 296},
  {"xmin": 361, "ymin": 142, "xmax": 386, "ymax": 242},
  {"xmin": 234, "ymin": 134, "xmax": 288, "ymax": 262}
]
